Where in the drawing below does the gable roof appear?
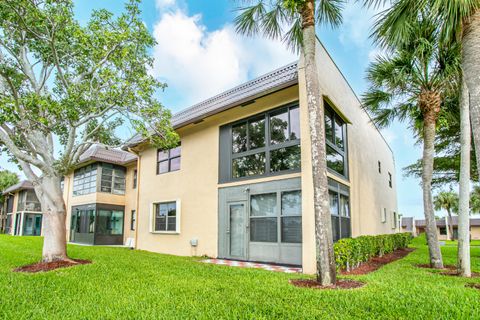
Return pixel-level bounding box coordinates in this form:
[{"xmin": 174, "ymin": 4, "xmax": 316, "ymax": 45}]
[
  {"xmin": 78, "ymin": 145, "xmax": 137, "ymax": 166},
  {"xmin": 414, "ymin": 217, "xmax": 480, "ymax": 227},
  {"xmin": 2, "ymin": 180, "xmax": 34, "ymax": 195},
  {"xmin": 123, "ymin": 62, "xmax": 299, "ymax": 149}
]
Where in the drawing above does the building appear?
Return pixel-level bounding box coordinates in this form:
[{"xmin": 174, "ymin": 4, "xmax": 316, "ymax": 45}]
[
  {"xmin": 413, "ymin": 217, "xmax": 480, "ymax": 241},
  {"xmin": 2, "ymin": 39, "xmax": 399, "ymax": 274},
  {"xmin": 401, "ymin": 217, "xmax": 416, "ymax": 236}
]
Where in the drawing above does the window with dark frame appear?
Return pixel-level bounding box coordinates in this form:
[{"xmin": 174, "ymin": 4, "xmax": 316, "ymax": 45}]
[
  {"xmin": 133, "ymin": 169, "xmax": 138, "ymax": 189},
  {"xmin": 153, "ymin": 201, "xmax": 177, "ymax": 232},
  {"xmin": 439, "ymin": 227, "xmax": 447, "ymax": 235},
  {"xmin": 229, "ymin": 104, "xmax": 301, "ymax": 180},
  {"xmin": 324, "ymin": 102, "xmax": 348, "ymax": 177},
  {"xmin": 157, "ymin": 145, "xmax": 181, "ymax": 174},
  {"xmin": 388, "ymin": 172, "xmax": 393, "ymax": 188},
  {"xmin": 378, "ymin": 161, "xmax": 382, "ymax": 173},
  {"xmin": 6, "ymin": 196, "xmax": 14, "ymax": 213},
  {"xmin": 329, "ymin": 180, "xmax": 351, "ymax": 242},
  {"xmin": 131, "ymin": 209, "xmax": 136, "ymax": 231},
  {"xmin": 100, "ymin": 163, "xmax": 126, "ymax": 195},
  {"xmin": 73, "ymin": 164, "xmax": 98, "ymax": 196}
]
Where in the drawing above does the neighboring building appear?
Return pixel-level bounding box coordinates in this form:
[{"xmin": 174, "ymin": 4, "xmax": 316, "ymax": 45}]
[
  {"xmin": 414, "ymin": 217, "xmax": 480, "ymax": 241},
  {"xmin": 401, "ymin": 217, "xmax": 416, "ymax": 236},
  {"xmin": 2, "ymin": 39, "xmax": 399, "ymax": 274},
  {"xmin": 2, "ymin": 181, "xmax": 42, "ymax": 236}
]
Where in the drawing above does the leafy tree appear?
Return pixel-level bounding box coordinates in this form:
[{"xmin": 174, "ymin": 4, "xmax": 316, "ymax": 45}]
[
  {"xmin": 362, "ymin": 9, "xmax": 461, "ymax": 268},
  {"xmin": 234, "ymin": 0, "xmax": 345, "ymax": 285},
  {"xmin": 0, "ymin": 0, "xmax": 177, "ymax": 263},
  {"xmin": 470, "ymin": 186, "xmax": 480, "ymax": 215},
  {"xmin": 0, "ymin": 169, "xmax": 19, "ymax": 204},
  {"xmin": 433, "ymin": 191, "xmax": 458, "ymax": 240}
]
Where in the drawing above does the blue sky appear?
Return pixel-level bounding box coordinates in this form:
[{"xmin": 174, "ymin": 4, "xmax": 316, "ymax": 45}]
[{"xmin": 0, "ymin": 0, "xmax": 426, "ymax": 218}]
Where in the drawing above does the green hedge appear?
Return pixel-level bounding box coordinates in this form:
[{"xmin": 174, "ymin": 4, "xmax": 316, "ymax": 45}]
[{"xmin": 334, "ymin": 232, "xmax": 412, "ymax": 271}]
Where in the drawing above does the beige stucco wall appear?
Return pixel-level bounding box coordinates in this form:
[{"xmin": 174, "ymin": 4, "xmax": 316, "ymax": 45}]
[
  {"xmin": 470, "ymin": 226, "xmax": 480, "ymax": 240},
  {"xmin": 135, "ymin": 85, "xmax": 300, "ymax": 258},
  {"xmin": 297, "ymin": 39, "xmax": 398, "ymax": 273},
  {"xmin": 123, "ymin": 164, "xmax": 138, "ymax": 242}
]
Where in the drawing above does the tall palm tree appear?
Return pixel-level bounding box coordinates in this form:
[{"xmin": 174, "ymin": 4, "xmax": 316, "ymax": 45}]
[
  {"xmin": 362, "ymin": 12, "xmax": 461, "ymax": 269},
  {"xmin": 365, "ymin": 0, "xmax": 479, "ymax": 278},
  {"xmin": 234, "ymin": 0, "xmax": 345, "ymax": 286},
  {"xmin": 471, "ymin": 186, "xmax": 480, "ymax": 214},
  {"xmin": 434, "ymin": 191, "xmax": 459, "ymax": 240}
]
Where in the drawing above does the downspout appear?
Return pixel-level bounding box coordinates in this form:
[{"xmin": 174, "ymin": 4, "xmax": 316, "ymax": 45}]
[{"xmin": 129, "ymin": 147, "xmax": 141, "ymax": 250}]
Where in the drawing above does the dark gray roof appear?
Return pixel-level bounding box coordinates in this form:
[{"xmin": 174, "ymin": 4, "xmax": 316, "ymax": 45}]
[
  {"xmin": 123, "ymin": 62, "xmax": 299, "ymax": 149},
  {"xmin": 415, "ymin": 217, "xmax": 480, "ymax": 228},
  {"xmin": 3, "ymin": 180, "xmax": 34, "ymax": 195},
  {"xmin": 78, "ymin": 145, "xmax": 137, "ymax": 166}
]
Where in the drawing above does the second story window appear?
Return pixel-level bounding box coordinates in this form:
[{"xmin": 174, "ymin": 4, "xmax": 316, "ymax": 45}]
[
  {"xmin": 157, "ymin": 145, "xmax": 181, "ymax": 174},
  {"xmin": 18, "ymin": 190, "xmax": 41, "ymax": 212},
  {"xmin": 133, "ymin": 169, "xmax": 138, "ymax": 189},
  {"xmin": 100, "ymin": 163, "xmax": 126, "ymax": 195},
  {"xmin": 325, "ymin": 102, "xmax": 348, "ymax": 178},
  {"xmin": 388, "ymin": 172, "xmax": 393, "ymax": 188},
  {"xmin": 6, "ymin": 195, "xmax": 14, "ymax": 213},
  {"xmin": 73, "ymin": 164, "xmax": 97, "ymax": 196}
]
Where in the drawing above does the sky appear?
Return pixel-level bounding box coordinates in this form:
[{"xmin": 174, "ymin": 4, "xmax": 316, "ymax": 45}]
[{"xmin": 0, "ymin": 0, "xmax": 428, "ymax": 219}]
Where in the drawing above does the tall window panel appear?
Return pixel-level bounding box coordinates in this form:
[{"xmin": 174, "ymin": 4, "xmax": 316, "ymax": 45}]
[
  {"xmin": 329, "ymin": 179, "xmax": 350, "ymax": 242},
  {"xmin": 221, "ymin": 103, "xmax": 301, "ymax": 182},
  {"xmin": 73, "ymin": 164, "xmax": 98, "ymax": 196},
  {"xmin": 324, "ymin": 102, "xmax": 348, "ymax": 178},
  {"xmin": 100, "ymin": 164, "xmax": 126, "ymax": 195},
  {"xmin": 157, "ymin": 145, "xmax": 181, "ymax": 174}
]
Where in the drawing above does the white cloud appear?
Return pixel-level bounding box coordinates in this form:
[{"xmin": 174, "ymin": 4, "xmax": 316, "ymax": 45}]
[
  {"xmin": 155, "ymin": 0, "xmax": 176, "ymax": 10},
  {"xmin": 151, "ymin": 5, "xmax": 297, "ymax": 109}
]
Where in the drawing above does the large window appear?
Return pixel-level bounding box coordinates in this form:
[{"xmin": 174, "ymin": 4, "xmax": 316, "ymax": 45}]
[
  {"xmin": 97, "ymin": 209, "xmax": 124, "ymax": 235},
  {"xmin": 100, "ymin": 163, "xmax": 126, "ymax": 195},
  {"xmin": 157, "ymin": 145, "xmax": 181, "ymax": 174},
  {"xmin": 6, "ymin": 196, "xmax": 14, "ymax": 213},
  {"xmin": 5, "ymin": 214, "xmax": 12, "ymax": 234},
  {"xmin": 153, "ymin": 201, "xmax": 178, "ymax": 232},
  {"xmin": 250, "ymin": 191, "xmax": 302, "ymax": 243},
  {"xmin": 325, "ymin": 102, "xmax": 348, "ymax": 177},
  {"xmin": 220, "ymin": 103, "xmax": 301, "ymax": 182},
  {"xmin": 73, "ymin": 164, "xmax": 98, "ymax": 196},
  {"xmin": 17, "ymin": 190, "xmax": 41, "ymax": 212},
  {"xmin": 329, "ymin": 179, "xmax": 350, "ymax": 242}
]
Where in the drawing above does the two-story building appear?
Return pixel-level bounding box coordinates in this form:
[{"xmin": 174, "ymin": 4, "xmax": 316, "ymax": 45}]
[{"xmin": 2, "ymin": 39, "xmax": 399, "ymax": 274}]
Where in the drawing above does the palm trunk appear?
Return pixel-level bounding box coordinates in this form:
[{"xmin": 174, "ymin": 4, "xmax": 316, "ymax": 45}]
[
  {"xmin": 463, "ymin": 10, "xmax": 480, "ymax": 184},
  {"xmin": 34, "ymin": 175, "xmax": 70, "ymax": 262},
  {"xmin": 421, "ymin": 93, "xmax": 443, "ymax": 269},
  {"xmin": 301, "ymin": 0, "xmax": 336, "ymax": 286},
  {"xmin": 458, "ymin": 77, "xmax": 471, "ymax": 277},
  {"xmin": 446, "ymin": 209, "xmax": 454, "ymax": 241}
]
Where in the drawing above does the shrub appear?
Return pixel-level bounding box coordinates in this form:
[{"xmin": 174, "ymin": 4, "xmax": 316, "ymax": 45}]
[{"xmin": 334, "ymin": 232, "xmax": 412, "ymax": 271}]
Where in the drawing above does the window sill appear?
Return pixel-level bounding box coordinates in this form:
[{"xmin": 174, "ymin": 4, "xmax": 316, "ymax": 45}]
[{"xmin": 150, "ymin": 231, "xmax": 180, "ymax": 235}]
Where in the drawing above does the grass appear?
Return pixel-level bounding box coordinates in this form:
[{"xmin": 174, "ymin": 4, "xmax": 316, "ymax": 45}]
[
  {"xmin": 0, "ymin": 235, "xmax": 479, "ymax": 319},
  {"xmin": 443, "ymin": 240, "xmax": 480, "ymax": 247}
]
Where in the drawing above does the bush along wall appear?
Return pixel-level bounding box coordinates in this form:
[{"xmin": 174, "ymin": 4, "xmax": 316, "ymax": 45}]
[{"xmin": 334, "ymin": 233, "xmax": 412, "ymax": 271}]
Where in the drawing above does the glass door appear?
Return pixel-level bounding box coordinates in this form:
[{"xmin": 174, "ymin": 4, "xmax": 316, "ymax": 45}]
[{"xmin": 228, "ymin": 202, "xmax": 246, "ymax": 259}]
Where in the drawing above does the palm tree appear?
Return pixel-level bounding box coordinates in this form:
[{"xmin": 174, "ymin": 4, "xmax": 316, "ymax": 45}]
[
  {"xmin": 362, "ymin": 11, "xmax": 461, "ymax": 269},
  {"xmin": 365, "ymin": 0, "xmax": 479, "ymax": 279},
  {"xmin": 434, "ymin": 191, "xmax": 459, "ymax": 240},
  {"xmin": 471, "ymin": 186, "xmax": 480, "ymax": 214},
  {"xmin": 234, "ymin": 0, "xmax": 345, "ymax": 286}
]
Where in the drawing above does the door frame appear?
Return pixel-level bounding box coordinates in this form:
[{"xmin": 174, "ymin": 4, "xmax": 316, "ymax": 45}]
[{"xmin": 226, "ymin": 201, "xmax": 248, "ymax": 260}]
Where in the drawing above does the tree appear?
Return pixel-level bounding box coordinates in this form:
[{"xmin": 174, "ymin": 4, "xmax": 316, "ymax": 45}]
[
  {"xmin": 365, "ymin": 0, "xmax": 479, "ymax": 279},
  {"xmin": 362, "ymin": 10, "xmax": 461, "ymax": 268},
  {"xmin": 234, "ymin": 0, "xmax": 345, "ymax": 285},
  {"xmin": 0, "ymin": 0, "xmax": 177, "ymax": 263},
  {"xmin": 0, "ymin": 169, "xmax": 19, "ymax": 204},
  {"xmin": 433, "ymin": 191, "xmax": 458, "ymax": 240},
  {"xmin": 470, "ymin": 186, "xmax": 480, "ymax": 214}
]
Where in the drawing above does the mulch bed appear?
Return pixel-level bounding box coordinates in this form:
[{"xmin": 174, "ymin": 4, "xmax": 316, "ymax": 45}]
[
  {"xmin": 341, "ymin": 248, "xmax": 415, "ymax": 276},
  {"xmin": 416, "ymin": 264, "xmax": 480, "ymax": 277},
  {"xmin": 13, "ymin": 259, "xmax": 91, "ymax": 273},
  {"xmin": 466, "ymin": 283, "xmax": 480, "ymax": 290},
  {"xmin": 290, "ymin": 279, "xmax": 365, "ymax": 290}
]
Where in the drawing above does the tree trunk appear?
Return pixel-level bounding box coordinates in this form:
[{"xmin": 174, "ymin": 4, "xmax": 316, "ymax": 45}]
[
  {"xmin": 34, "ymin": 175, "xmax": 70, "ymax": 263},
  {"xmin": 446, "ymin": 209, "xmax": 454, "ymax": 241},
  {"xmin": 458, "ymin": 77, "xmax": 471, "ymax": 277},
  {"xmin": 421, "ymin": 92, "xmax": 444, "ymax": 269},
  {"xmin": 301, "ymin": 0, "xmax": 336, "ymax": 286},
  {"xmin": 464, "ymin": 10, "xmax": 480, "ymax": 184}
]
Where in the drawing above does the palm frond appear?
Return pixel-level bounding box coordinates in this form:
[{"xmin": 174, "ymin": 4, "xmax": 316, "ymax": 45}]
[
  {"xmin": 234, "ymin": 2, "xmax": 267, "ymax": 37},
  {"xmin": 316, "ymin": 0, "xmax": 346, "ymax": 27},
  {"xmin": 282, "ymin": 19, "xmax": 303, "ymax": 53},
  {"xmin": 260, "ymin": 3, "xmax": 286, "ymax": 40}
]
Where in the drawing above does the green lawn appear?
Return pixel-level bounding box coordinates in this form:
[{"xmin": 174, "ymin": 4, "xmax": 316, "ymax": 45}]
[
  {"xmin": 443, "ymin": 240, "xmax": 480, "ymax": 247},
  {"xmin": 0, "ymin": 235, "xmax": 479, "ymax": 320}
]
